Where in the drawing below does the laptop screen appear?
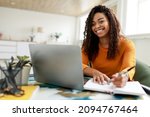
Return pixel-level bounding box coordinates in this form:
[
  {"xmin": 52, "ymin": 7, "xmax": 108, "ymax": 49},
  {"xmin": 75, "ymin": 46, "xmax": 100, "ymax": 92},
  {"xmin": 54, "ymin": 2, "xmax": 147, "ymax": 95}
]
[{"xmin": 29, "ymin": 44, "xmax": 84, "ymax": 90}]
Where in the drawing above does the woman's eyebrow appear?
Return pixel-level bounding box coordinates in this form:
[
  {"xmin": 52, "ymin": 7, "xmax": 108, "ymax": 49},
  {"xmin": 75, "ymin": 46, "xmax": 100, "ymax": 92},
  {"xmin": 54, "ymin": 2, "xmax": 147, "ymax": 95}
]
[
  {"xmin": 92, "ymin": 17, "xmax": 104, "ymax": 22},
  {"xmin": 98, "ymin": 17, "xmax": 104, "ymax": 20}
]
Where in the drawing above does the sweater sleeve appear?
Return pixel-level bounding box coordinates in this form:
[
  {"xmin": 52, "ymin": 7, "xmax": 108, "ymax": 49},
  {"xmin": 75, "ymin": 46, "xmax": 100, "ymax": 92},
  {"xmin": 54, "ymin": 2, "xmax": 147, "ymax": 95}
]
[
  {"xmin": 120, "ymin": 39, "xmax": 136, "ymax": 80},
  {"xmin": 81, "ymin": 49, "xmax": 89, "ymax": 70}
]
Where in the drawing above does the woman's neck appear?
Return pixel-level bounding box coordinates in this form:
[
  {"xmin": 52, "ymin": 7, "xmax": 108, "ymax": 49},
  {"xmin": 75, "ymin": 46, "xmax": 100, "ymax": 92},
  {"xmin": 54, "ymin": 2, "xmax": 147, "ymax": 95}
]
[{"xmin": 99, "ymin": 37, "xmax": 109, "ymax": 48}]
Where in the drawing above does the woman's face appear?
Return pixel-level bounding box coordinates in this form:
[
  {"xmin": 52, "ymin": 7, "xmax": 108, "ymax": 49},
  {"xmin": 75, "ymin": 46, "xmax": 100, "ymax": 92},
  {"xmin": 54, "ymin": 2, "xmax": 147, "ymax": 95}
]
[{"xmin": 91, "ymin": 12, "xmax": 110, "ymax": 38}]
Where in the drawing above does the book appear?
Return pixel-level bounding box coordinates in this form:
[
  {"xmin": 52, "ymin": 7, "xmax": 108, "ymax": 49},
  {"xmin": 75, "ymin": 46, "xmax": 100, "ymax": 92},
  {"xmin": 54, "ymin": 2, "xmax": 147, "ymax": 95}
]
[{"xmin": 84, "ymin": 79, "xmax": 146, "ymax": 96}]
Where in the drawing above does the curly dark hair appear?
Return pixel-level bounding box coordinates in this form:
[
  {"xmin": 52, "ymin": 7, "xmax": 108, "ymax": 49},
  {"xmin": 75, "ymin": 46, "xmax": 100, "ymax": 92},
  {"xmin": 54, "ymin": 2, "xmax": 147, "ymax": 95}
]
[{"xmin": 82, "ymin": 5, "xmax": 121, "ymax": 61}]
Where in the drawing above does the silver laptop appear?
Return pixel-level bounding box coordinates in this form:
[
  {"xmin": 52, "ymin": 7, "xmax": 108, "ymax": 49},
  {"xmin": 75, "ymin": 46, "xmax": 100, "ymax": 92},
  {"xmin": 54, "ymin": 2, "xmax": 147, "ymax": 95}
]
[{"xmin": 29, "ymin": 44, "xmax": 84, "ymax": 90}]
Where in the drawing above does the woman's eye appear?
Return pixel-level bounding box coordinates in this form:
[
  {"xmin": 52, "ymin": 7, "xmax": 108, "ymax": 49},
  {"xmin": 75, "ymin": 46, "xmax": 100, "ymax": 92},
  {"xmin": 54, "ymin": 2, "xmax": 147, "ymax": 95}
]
[
  {"xmin": 99, "ymin": 20, "xmax": 104, "ymax": 24},
  {"xmin": 92, "ymin": 23, "xmax": 95, "ymax": 26}
]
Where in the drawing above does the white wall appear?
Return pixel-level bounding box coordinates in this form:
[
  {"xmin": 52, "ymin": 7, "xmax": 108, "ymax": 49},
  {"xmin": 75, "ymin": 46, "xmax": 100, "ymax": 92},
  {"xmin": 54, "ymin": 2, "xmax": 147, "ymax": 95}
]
[
  {"xmin": 0, "ymin": 7, "xmax": 77, "ymax": 44},
  {"xmin": 128, "ymin": 34, "xmax": 150, "ymax": 66},
  {"xmin": 131, "ymin": 38, "xmax": 150, "ymax": 66}
]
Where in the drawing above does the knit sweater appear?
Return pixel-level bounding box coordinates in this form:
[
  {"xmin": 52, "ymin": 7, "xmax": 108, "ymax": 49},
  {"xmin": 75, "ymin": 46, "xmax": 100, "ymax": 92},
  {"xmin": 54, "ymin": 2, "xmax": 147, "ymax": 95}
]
[{"xmin": 82, "ymin": 37, "xmax": 136, "ymax": 80}]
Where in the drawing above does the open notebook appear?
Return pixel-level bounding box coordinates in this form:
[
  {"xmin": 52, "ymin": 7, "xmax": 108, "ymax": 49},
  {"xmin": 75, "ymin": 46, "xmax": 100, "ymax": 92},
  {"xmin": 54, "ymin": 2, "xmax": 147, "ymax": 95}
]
[{"xmin": 84, "ymin": 79, "xmax": 146, "ymax": 96}]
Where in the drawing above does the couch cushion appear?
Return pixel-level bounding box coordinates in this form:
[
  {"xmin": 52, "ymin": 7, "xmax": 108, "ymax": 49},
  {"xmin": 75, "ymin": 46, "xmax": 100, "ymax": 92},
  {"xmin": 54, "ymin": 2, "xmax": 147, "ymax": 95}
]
[{"xmin": 133, "ymin": 60, "xmax": 150, "ymax": 87}]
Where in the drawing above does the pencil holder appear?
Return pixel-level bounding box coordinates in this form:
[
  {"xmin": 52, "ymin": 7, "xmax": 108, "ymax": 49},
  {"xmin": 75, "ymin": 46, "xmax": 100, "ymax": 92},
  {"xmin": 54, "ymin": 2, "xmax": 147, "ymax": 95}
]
[
  {"xmin": 0, "ymin": 56, "xmax": 31, "ymax": 97},
  {"xmin": 0, "ymin": 67, "xmax": 24, "ymax": 97}
]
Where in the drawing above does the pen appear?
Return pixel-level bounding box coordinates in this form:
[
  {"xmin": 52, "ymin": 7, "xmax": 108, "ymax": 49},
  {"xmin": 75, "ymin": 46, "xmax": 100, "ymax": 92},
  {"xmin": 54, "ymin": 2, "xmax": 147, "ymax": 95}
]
[
  {"xmin": 108, "ymin": 66, "xmax": 135, "ymax": 84},
  {"xmin": 118, "ymin": 66, "xmax": 135, "ymax": 77}
]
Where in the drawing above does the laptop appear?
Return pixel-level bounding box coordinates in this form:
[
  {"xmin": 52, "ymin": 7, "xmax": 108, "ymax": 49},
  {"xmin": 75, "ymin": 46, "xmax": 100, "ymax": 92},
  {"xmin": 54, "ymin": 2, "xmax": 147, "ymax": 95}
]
[{"xmin": 29, "ymin": 44, "xmax": 84, "ymax": 90}]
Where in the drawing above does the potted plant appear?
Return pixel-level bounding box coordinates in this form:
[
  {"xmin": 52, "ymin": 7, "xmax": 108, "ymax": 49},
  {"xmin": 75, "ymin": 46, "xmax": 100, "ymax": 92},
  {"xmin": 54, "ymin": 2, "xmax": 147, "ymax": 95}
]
[{"xmin": 0, "ymin": 56, "xmax": 32, "ymax": 96}]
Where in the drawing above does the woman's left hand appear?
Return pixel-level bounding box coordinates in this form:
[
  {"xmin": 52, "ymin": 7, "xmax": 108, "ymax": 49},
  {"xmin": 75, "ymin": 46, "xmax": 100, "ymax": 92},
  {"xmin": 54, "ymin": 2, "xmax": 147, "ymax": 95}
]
[{"xmin": 111, "ymin": 73, "xmax": 128, "ymax": 87}]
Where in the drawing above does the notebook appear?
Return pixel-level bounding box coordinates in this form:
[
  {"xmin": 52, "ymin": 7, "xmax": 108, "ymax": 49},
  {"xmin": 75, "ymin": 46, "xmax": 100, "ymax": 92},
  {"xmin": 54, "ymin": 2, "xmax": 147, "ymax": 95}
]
[{"xmin": 84, "ymin": 79, "xmax": 146, "ymax": 96}]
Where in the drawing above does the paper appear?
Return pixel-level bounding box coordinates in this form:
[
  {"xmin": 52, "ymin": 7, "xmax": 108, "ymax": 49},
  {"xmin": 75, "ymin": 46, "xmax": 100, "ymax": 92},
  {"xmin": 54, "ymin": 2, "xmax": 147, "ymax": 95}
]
[
  {"xmin": 84, "ymin": 79, "xmax": 146, "ymax": 96},
  {"xmin": 84, "ymin": 79, "xmax": 115, "ymax": 94}
]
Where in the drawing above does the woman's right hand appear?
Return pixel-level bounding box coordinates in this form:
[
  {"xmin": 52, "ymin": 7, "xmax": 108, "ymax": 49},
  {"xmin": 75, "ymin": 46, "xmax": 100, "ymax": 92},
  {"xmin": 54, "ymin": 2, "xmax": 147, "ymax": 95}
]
[
  {"xmin": 83, "ymin": 67, "xmax": 110, "ymax": 84},
  {"xmin": 92, "ymin": 69, "xmax": 110, "ymax": 84}
]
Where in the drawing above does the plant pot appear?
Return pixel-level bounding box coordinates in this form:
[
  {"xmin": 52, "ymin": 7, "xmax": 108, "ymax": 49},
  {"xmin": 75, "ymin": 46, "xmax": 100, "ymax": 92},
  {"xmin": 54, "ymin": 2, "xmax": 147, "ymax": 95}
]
[
  {"xmin": 21, "ymin": 66, "xmax": 31, "ymax": 85},
  {"xmin": 15, "ymin": 66, "xmax": 31, "ymax": 85}
]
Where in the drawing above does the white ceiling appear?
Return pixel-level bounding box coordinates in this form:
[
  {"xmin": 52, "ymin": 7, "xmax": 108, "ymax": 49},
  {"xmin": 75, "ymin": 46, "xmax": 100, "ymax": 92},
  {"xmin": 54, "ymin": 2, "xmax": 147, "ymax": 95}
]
[{"xmin": 0, "ymin": 0, "xmax": 107, "ymax": 16}]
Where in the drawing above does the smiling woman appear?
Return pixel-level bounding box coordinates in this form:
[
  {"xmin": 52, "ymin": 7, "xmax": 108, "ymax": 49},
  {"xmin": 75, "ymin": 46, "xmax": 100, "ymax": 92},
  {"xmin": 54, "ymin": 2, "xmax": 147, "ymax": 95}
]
[
  {"xmin": 91, "ymin": 13, "xmax": 110, "ymax": 41},
  {"xmin": 82, "ymin": 5, "xmax": 136, "ymax": 88}
]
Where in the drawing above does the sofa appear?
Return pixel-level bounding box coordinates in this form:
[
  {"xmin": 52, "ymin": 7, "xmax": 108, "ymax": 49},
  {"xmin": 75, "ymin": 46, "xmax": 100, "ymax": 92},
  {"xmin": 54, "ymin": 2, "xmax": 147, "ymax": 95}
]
[{"xmin": 133, "ymin": 60, "xmax": 150, "ymax": 87}]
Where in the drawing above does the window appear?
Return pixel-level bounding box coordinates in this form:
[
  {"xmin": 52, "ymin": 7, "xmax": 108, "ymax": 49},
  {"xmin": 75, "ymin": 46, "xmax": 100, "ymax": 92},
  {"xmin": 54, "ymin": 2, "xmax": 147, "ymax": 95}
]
[
  {"xmin": 125, "ymin": 0, "xmax": 150, "ymax": 35},
  {"xmin": 79, "ymin": 13, "xmax": 88, "ymax": 40}
]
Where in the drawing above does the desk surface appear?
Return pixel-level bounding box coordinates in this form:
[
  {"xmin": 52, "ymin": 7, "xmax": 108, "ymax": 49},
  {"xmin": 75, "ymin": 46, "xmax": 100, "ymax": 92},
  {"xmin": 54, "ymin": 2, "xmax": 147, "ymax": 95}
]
[
  {"xmin": 1, "ymin": 75, "xmax": 150, "ymax": 100},
  {"xmin": 0, "ymin": 84, "xmax": 149, "ymax": 100},
  {"xmin": 0, "ymin": 85, "xmax": 38, "ymax": 100},
  {"xmin": 30, "ymin": 84, "xmax": 150, "ymax": 100}
]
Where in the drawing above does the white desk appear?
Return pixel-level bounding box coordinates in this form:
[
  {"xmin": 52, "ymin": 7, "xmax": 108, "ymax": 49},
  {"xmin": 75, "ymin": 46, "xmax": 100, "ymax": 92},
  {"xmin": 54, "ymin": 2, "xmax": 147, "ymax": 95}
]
[{"xmin": 30, "ymin": 85, "xmax": 150, "ymax": 100}]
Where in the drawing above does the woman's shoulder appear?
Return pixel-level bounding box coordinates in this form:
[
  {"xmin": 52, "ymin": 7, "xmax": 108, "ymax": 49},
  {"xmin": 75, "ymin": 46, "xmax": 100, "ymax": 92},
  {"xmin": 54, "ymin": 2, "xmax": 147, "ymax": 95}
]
[
  {"xmin": 119, "ymin": 36, "xmax": 135, "ymax": 50},
  {"xmin": 119, "ymin": 36, "xmax": 134, "ymax": 46}
]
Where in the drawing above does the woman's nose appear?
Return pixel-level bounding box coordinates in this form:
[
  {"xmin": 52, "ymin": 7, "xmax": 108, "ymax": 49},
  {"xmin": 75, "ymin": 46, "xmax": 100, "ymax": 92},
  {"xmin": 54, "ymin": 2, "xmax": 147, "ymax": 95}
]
[{"xmin": 94, "ymin": 23, "xmax": 101, "ymax": 28}]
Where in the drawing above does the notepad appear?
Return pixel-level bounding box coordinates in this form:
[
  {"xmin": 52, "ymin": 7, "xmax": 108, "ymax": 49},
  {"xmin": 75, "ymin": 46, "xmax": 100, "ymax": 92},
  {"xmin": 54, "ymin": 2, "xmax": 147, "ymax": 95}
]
[{"xmin": 84, "ymin": 79, "xmax": 146, "ymax": 96}]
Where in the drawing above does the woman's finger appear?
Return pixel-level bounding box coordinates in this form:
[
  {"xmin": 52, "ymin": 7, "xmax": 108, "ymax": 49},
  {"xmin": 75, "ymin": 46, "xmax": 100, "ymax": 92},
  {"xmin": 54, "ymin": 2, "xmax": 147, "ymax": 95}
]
[
  {"xmin": 103, "ymin": 75, "xmax": 111, "ymax": 82},
  {"xmin": 99, "ymin": 76, "xmax": 104, "ymax": 84}
]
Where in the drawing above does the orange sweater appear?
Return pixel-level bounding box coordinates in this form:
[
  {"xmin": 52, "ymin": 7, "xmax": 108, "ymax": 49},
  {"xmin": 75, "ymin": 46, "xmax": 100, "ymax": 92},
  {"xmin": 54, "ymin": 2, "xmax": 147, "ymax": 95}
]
[{"xmin": 82, "ymin": 37, "xmax": 136, "ymax": 80}]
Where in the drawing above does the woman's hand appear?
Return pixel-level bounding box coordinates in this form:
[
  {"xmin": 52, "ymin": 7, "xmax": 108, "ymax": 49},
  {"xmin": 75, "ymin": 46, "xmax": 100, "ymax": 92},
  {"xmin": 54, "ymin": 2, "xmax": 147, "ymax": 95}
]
[
  {"xmin": 92, "ymin": 69, "xmax": 110, "ymax": 84},
  {"xmin": 83, "ymin": 67, "xmax": 110, "ymax": 84},
  {"xmin": 111, "ymin": 72, "xmax": 128, "ymax": 87}
]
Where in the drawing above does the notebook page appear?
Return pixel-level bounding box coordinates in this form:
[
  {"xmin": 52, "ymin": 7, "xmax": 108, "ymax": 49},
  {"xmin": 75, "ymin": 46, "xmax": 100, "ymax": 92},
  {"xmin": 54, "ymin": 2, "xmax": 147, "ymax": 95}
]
[
  {"xmin": 114, "ymin": 81, "xmax": 146, "ymax": 96},
  {"xmin": 84, "ymin": 79, "xmax": 114, "ymax": 94}
]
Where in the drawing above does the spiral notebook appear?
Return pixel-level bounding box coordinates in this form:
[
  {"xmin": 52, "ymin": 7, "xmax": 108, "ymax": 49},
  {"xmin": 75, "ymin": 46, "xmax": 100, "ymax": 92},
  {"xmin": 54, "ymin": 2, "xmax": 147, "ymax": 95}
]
[{"xmin": 84, "ymin": 79, "xmax": 146, "ymax": 96}]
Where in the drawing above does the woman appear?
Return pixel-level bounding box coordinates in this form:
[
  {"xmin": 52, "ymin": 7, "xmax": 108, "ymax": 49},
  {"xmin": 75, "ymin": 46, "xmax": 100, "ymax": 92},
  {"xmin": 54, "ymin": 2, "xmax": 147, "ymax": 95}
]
[{"xmin": 82, "ymin": 5, "xmax": 136, "ymax": 87}]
